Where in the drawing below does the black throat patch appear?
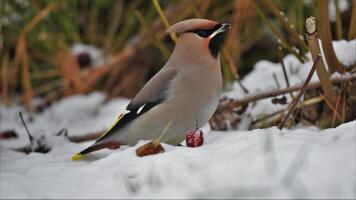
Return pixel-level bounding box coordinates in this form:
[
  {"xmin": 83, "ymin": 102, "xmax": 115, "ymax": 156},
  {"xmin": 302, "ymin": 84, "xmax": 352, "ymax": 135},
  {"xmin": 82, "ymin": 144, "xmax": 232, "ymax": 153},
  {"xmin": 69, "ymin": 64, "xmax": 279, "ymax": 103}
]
[
  {"xmin": 208, "ymin": 32, "xmax": 226, "ymax": 58},
  {"xmin": 187, "ymin": 23, "xmax": 227, "ymax": 58}
]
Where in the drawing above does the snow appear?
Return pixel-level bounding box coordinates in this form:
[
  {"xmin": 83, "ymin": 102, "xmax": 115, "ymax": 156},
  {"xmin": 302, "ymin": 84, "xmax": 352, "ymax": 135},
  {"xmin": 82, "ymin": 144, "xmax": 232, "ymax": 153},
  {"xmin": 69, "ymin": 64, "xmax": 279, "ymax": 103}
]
[
  {"xmin": 1, "ymin": 93, "xmax": 129, "ymax": 137},
  {"xmin": 1, "ymin": 39, "xmax": 356, "ymax": 198},
  {"xmin": 333, "ymin": 40, "xmax": 356, "ymax": 67},
  {"xmin": 1, "ymin": 101, "xmax": 355, "ymax": 198}
]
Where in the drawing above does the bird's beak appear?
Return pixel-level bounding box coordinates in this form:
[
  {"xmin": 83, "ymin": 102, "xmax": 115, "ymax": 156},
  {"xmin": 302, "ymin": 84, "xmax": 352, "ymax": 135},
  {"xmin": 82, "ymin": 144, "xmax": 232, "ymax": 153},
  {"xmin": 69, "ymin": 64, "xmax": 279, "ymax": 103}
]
[
  {"xmin": 210, "ymin": 23, "xmax": 231, "ymax": 38},
  {"xmin": 219, "ymin": 23, "xmax": 232, "ymax": 32}
]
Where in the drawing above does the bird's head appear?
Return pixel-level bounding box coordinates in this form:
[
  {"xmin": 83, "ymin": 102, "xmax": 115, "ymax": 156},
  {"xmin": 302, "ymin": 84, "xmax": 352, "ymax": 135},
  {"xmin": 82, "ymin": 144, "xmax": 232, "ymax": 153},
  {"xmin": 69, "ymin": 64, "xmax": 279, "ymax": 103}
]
[{"xmin": 167, "ymin": 19, "xmax": 231, "ymax": 59}]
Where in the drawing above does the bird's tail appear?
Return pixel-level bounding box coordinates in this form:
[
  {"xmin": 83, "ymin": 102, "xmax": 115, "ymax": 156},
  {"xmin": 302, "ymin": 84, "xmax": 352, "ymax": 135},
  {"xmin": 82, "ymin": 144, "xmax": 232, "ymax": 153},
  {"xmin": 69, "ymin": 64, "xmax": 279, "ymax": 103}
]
[
  {"xmin": 72, "ymin": 141, "xmax": 121, "ymax": 161},
  {"xmin": 72, "ymin": 114, "xmax": 125, "ymax": 161}
]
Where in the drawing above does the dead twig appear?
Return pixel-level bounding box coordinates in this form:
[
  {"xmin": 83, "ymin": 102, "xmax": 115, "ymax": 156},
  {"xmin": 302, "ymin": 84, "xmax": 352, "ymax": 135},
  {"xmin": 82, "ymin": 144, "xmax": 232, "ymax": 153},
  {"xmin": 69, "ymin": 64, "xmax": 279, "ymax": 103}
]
[
  {"xmin": 19, "ymin": 112, "xmax": 34, "ymax": 146},
  {"xmin": 230, "ymin": 73, "xmax": 356, "ymax": 107},
  {"xmin": 323, "ymin": 96, "xmax": 343, "ymax": 122},
  {"xmin": 252, "ymin": 95, "xmax": 324, "ymax": 126},
  {"xmin": 278, "ymin": 46, "xmax": 293, "ymax": 98},
  {"xmin": 332, "ymin": 82, "xmax": 346, "ymax": 127},
  {"xmin": 237, "ymin": 79, "xmax": 249, "ymax": 94},
  {"xmin": 278, "ymin": 55, "xmax": 321, "ymax": 130},
  {"xmin": 272, "ymin": 73, "xmax": 281, "ymax": 89}
]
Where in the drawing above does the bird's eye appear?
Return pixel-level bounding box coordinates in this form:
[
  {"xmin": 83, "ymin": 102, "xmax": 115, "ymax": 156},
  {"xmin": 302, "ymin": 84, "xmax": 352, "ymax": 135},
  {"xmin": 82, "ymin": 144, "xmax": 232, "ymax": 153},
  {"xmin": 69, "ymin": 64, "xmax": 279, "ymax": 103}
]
[{"xmin": 195, "ymin": 30, "xmax": 210, "ymax": 38}]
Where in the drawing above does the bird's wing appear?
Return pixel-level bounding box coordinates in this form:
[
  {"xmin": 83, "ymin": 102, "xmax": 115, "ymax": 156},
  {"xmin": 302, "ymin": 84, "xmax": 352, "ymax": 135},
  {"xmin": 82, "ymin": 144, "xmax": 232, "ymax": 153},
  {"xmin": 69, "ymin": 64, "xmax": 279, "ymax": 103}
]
[
  {"xmin": 127, "ymin": 68, "xmax": 178, "ymax": 111},
  {"xmin": 72, "ymin": 68, "xmax": 178, "ymax": 159},
  {"xmin": 101, "ymin": 67, "xmax": 178, "ymax": 140}
]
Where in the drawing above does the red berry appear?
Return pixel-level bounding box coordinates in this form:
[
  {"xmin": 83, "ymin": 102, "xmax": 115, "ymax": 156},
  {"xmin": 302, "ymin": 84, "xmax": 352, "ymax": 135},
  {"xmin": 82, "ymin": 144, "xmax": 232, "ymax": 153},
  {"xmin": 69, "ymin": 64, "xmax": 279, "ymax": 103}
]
[
  {"xmin": 186, "ymin": 129, "xmax": 204, "ymax": 147},
  {"xmin": 0, "ymin": 130, "xmax": 18, "ymax": 139},
  {"xmin": 195, "ymin": 129, "xmax": 204, "ymax": 146}
]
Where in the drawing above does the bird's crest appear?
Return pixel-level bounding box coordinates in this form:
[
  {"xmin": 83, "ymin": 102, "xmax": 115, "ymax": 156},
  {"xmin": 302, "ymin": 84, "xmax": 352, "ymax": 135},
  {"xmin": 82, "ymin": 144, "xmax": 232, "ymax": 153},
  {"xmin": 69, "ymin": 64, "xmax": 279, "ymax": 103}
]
[{"xmin": 167, "ymin": 18, "xmax": 217, "ymax": 34}]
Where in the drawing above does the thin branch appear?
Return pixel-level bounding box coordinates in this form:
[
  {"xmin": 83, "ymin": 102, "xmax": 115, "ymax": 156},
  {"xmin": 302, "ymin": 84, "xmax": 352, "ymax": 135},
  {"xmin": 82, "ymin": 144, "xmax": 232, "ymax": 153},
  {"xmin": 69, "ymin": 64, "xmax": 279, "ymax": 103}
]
[
  {"xmin": 237, "ymin": 79, "xmax": 249, "ymax": 94},
  {"xmin": 232, "ymin": 73, "xmax": 356, "ymax": 106},
  {"xmin": 278, "ymin": 55, "xmax": 321, "ymax": 130},
  {"xmin": 19, "ymin": 112, "xmax": 34, "ymax": 146},
  {"xmin": 332, "ymin": 82, "xmax": 345, "ymax": 127},
  {"xmin": 273, "ymin": 73, "xmax": 281, "ymax": 89},
  {"xmin": 278, "ymin": 46, "xmax": 293, "ymax": 98},
  {"xmin": 323, "ymin": 96, "xmax": 343, "ymax": 122},
  {"xmin": 252, "ymin": 95, "xmax": 324, "ymax": 126}
]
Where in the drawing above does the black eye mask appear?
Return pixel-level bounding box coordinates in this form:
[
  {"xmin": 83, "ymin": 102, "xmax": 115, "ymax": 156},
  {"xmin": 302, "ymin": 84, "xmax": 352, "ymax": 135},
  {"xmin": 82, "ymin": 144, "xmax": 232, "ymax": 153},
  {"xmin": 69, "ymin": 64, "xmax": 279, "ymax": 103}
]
[{"xmin": 189, "ymin": 24, "xmax": 222, "ymax": 38}]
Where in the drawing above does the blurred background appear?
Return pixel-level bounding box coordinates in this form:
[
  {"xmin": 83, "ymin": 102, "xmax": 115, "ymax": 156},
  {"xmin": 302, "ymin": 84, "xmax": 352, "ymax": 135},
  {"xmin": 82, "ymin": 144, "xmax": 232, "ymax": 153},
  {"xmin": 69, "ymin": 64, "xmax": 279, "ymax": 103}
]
[{"xmin": 1, "ymin": 0, "xmax": 355, "ymax": 111}]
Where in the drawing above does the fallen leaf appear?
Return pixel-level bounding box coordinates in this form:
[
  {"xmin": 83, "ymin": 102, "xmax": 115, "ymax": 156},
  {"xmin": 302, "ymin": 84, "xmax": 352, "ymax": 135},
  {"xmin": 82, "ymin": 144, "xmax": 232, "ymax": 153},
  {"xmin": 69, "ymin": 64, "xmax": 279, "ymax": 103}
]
[{"xmin": 136, "ymin": 140, "xmax": 165, "ymax": 157}]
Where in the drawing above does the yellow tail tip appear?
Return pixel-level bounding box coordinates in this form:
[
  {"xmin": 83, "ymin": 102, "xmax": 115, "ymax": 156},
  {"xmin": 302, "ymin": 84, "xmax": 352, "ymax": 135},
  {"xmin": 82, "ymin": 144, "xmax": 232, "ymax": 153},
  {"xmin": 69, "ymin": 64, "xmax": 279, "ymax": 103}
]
[{"xmin": 72, "ymin": 153, "xmax": 84, "ymax": 161}]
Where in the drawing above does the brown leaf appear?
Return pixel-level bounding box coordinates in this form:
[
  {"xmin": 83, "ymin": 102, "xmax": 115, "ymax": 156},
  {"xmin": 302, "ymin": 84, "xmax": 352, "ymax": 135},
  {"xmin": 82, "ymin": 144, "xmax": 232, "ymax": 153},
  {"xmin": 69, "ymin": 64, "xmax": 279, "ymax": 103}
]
[{"xmin": 136, "ymin": 140, "xmax": 165, "ymax": 157}]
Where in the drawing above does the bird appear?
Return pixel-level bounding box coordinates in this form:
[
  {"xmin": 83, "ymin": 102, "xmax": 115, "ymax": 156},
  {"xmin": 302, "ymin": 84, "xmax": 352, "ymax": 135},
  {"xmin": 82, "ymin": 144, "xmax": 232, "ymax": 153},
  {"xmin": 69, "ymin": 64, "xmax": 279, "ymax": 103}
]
[{"xmin": 72, "ymin": 19, "xmax": 231, "ymax": 160}]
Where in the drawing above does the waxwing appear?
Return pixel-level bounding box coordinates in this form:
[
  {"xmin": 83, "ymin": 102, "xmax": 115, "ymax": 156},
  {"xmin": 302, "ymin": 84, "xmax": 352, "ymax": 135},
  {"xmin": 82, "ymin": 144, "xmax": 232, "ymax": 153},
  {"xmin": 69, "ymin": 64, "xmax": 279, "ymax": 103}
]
[{"xmin": 73, "ymin": 19, "xmax": 231, "ymax": 160}]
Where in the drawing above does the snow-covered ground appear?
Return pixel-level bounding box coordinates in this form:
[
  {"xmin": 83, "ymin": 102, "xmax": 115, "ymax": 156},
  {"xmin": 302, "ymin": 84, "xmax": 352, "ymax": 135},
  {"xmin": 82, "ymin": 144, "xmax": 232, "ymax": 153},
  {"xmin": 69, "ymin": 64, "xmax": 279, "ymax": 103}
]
[
  {"xmin": 1, "ymin": 40, "xmax": 355, "ymax": 199},
  {"xmin": 1, "ymin": 116, "xmax": 355, "ymax": 199}
]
